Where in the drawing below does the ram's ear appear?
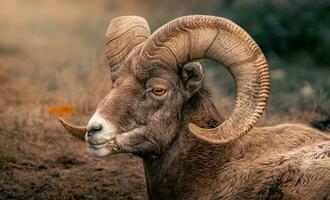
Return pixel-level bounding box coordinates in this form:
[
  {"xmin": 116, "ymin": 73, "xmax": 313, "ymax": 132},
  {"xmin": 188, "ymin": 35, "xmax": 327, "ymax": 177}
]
[{"xmin": 181, "ymin": 62, "xmax": 204, "ymax": 94}]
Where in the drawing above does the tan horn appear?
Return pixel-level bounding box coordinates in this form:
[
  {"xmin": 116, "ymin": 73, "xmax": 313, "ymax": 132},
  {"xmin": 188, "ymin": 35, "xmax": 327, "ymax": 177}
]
[
  {"xmin": 139, "ymin": 15, "xmax": 270, "ymax": 144},
  {"xmin": 106, "ymin": 16, "xmax": 151, "ymax": 74},
  {"xmin": 58, "ymin": 118, "xmax": 86, "ymax": 141}
]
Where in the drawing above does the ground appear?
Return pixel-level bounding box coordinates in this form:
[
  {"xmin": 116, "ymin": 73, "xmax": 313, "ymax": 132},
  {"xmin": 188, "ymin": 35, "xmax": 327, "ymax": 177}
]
[
  {"xmin": 0, "ymin": 0, "xmax": 329, "ymax": 199},
  {"xmin": 0, "ymin": 119, "xmax": 147, "ymax": 199}
]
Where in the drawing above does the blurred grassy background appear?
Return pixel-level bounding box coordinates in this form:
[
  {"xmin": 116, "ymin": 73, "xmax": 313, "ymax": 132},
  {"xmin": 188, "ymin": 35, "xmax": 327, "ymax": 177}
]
[
  {"xmin": 0, "ymin": 0, "xmax": 329, "ymax": 123},
  {"xmin": 0, "ymin": 0, "xmax": 329, "ymax": 199}
]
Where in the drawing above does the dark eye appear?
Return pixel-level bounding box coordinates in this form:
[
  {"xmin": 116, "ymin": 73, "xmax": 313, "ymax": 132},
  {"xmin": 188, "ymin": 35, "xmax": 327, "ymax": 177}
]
[{"xmin": 152, "ymin": 87, "xmax": 166, "ymax": 96}]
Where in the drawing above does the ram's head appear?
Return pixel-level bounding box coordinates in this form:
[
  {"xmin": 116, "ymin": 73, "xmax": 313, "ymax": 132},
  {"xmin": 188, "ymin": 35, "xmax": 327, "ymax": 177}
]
[{"xmin": 59, "ymin": 15, "xmax": 270, "ymax": 158}]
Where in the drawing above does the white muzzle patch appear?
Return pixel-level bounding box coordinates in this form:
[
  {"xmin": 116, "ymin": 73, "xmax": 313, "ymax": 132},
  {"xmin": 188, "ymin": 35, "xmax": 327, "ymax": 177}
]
[{"xmin": 86, "ymin": 111, "xmax": 117, "ymax": 157}]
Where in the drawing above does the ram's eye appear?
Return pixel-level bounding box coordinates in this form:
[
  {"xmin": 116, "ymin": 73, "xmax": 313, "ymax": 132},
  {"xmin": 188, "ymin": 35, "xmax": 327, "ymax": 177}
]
[{"xmin": 152, "ymin": 87, "xmax": 166, "ymax": 96}]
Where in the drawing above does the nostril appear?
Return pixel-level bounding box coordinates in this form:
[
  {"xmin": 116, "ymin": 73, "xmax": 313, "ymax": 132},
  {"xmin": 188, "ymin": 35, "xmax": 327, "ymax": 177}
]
[{"xmin": 87, "ymin": 123, "xmax": 102, "ymax": 136}]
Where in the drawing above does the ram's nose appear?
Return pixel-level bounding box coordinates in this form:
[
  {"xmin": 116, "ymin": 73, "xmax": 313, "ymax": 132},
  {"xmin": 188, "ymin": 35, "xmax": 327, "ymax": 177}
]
[{"xmin": 87, "ymin": 123, "xmax": 103, "ymax": 137}]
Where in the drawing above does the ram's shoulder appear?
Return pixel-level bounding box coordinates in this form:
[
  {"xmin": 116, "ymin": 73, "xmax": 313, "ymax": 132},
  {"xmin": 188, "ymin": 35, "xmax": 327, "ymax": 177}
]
[{"xmin": 255, "ymin": 123, "xmax": 330, "ymax": 140}]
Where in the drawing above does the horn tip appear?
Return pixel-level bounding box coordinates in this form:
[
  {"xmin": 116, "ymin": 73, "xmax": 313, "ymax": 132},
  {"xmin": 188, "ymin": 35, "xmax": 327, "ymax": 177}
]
[
  {"xmin": 188, "ymin": 123, "xmax": 207, "ymax": 137},
  {"xmin": 57, "ymin": 117, "xmax": 66, "ymax": 126},
  {"xmin": 188, "ymin": 122, "xmax": 198, "ymax": 131}
]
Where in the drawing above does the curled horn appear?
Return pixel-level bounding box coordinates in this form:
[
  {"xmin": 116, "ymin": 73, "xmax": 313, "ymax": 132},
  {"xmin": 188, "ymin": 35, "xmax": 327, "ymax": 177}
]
[
  {"xmin": 58, "ymin": 118, "xmax": 86, "ymax": 141},
  {"xmin": 139, "ymin": 15, "xmax": 270, "ymax": 144},
  {"xmin": 106, "ymin": 16, "xmax": 151, "ymax": 74}
]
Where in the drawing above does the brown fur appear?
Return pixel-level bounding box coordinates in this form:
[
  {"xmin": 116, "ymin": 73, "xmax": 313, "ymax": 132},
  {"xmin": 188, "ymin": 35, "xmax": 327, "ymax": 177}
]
[
  {"xmin": 93, "ymin": 51, "xmax": 330, "ymax": 199},
  {"xmin": 60, "ymin": 15, "xmax": 330, "ymax": 199},
  {"xmin": 141, "ymin": 87, "xmax": 330, "ymax": 200},
  {"xmin": 83, "ymin": 15, "xmax": 330, "ymax": 198}
]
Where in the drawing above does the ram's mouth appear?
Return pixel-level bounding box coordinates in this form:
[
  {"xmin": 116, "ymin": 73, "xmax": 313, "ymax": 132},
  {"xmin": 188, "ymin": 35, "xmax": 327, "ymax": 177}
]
[
  {"xmin": 89, "ymin": 126, "xmax": 147, "ymax": 148},
  {"xmin": 88, "ymin": 138, "xmax": 115, "ymax": 149},
  {"xmin": 88, "ymin": 142, "xmax": 108, "ymax": 149}
]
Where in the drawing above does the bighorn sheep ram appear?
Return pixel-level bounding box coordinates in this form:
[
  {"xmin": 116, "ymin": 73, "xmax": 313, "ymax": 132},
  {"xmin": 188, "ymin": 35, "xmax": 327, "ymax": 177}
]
[{"xmin": 59, "ymin": 15, "xmax": 330, "ymax": 199}]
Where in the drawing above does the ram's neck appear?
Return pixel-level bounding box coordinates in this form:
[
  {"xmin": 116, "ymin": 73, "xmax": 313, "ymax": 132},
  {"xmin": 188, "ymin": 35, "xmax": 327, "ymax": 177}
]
[{"xmin": 143, "ymin": 88, "xmax": 228, "ymax": 199}]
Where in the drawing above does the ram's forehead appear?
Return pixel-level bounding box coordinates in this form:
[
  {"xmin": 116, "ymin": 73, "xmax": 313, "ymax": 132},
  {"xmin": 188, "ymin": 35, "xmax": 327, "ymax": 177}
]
[
  {"xmin": 134, "ymin": 66, "xmax": 180, "ymax": 85},
  {"xmin": 111, "ymin": 47, "xmax": 180, "ymax": 84},
  {"xmin": 111, "ymin": 63, "xmax": 140, "ymax": 83}
]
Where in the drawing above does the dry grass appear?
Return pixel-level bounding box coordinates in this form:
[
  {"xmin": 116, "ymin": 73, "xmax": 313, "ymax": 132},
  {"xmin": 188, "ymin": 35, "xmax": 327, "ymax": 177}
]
[{"xmin": 0, "ymin": 0, "xmax": 329, "ymax": 199}]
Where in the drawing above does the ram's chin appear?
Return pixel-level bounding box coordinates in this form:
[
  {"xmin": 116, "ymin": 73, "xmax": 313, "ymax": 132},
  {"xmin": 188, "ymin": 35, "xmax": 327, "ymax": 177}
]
[{"xmin": 88, "ymin": 146, "xmax": 111, "ymax": 157}]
